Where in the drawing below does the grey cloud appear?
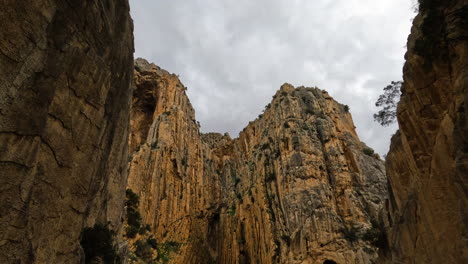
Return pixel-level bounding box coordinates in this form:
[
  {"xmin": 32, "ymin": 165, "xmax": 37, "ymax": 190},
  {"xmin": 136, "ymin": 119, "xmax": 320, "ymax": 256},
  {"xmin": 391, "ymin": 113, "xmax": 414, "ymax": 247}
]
[{"xmin": 130, "ymin": 0, "xmax": 415, "ymax": 156}]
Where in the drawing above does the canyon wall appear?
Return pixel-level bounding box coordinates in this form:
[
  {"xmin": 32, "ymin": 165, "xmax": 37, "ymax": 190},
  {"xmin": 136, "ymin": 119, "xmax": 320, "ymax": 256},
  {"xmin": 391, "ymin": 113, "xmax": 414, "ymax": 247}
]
[
  {"xmin": 0, "ymin": 1, "xmax": 134, "ymax": 263},
  {"xmin": 383, "ymin": 1, "xmax": 467, "ymax": 263},
  {"xmin": 127, "ymin": 59, "xmax": 388, "ymax": 264}
]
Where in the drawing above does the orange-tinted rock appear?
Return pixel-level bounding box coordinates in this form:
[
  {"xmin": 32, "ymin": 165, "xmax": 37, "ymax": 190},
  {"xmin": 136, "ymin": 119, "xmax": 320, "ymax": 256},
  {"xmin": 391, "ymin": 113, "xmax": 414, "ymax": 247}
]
[
  {"xmin": 382, "ymin": 1, "xmax": 468, "ymax": 263},
  {"xmin": 127, "ymin": 59, "xmax": 388, "ymax": 264},
  {"xmin": 0, "ymin": 1, "xmax": 134, "ymax": 263}
]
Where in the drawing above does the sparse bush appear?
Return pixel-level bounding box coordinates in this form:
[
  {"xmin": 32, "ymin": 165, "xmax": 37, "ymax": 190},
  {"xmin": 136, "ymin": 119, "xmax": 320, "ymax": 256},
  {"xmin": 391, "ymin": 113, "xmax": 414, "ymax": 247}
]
[
  {"xmin": 266, "ymin": 172, "xmax": 276, "ymax": 182},
  {"xmin": 144, "ymin": 224, "xmax": 152, "ymax": 232},
  {"xmin": 236, "ymin": 192, "xmax": 242, "ymax": 202},
  {"xmin": 125, "ymin": 226, "xmax": 138, "ymax": 239},
  {"xmin": 126, "ymin": 189, "xmax": 139, "ymax": 208},
  {"xmin": 157, "ymin": 242, "xmax": 181, "ymax": 264},
  {"xmin": 343, "ymin": 105, "xmax": 349, "ymax": 112},
  {"xmin": 227, "ymin": 205, "xmax": 236, "ymax": 216},
  {"xmin": 234, "ymin": 177, "xmax": 241, "ymax": 186},
  {"xmin": 363, "ymin": 219, "xmax": 388, "ymax": 249},
  {"xmin": 125, "ymin": 189, "xmax": 149, "ymax": 238},
  {"xmin": 135, "ymin": 239, "xmax": 154, "ymax": 263},
  {"xmin": 147, "ymin": 237, "xmax": 158, "ymax": 249},
  {"xmin": 342, "ymin": 225, "xmax": 360, "ymax": 243},
  {"xmin": 132, "ymin": 236, "xmax": 181, "ymax": 264},
  {"xmin": 138, "ymin": 225, "xmax": 148, "ymax": 235},
  {"xmin": 260, "ymin": 142, "xmax": 269, "ymax": 150},
  {"xmin": 362, "ymin": 226, "xmax": 381, "ymax": 244},
  {"xmin": 362, "ymin": 147, "xmax": 375, "ymax": 156},
  {"xmin": 281, "ymin": 234, "xmax": 291, "ymax": 246},
  {"xmin": 80, "ymin": 224, "xmax": 118, "ymax": 264},
  {"xmin": 127, "ymin": 207, "xmax": 142, "ymax": 229}
]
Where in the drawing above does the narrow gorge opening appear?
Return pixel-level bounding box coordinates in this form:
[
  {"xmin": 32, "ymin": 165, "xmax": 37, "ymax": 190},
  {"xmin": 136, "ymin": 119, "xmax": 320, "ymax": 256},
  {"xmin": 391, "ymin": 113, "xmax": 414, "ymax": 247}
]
[{"xmin": 1, "ymin": 1, "xmax": 465, "ymax": 264}]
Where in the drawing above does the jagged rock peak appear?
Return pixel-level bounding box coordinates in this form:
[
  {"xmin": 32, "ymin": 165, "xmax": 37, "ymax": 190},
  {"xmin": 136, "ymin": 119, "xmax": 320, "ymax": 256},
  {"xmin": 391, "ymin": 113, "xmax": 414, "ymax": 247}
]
[
  {"xmin": 135, "ymin": 57, "xmax": 170, "ymax": 76},
  {"xmin": 125, "ymin": 60, "xmax": 388, "ymax": 264}
]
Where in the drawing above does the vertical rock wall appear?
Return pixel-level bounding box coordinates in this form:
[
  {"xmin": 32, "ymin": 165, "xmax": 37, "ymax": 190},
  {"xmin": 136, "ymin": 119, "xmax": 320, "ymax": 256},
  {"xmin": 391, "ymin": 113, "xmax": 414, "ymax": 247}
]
[
  {"xmin": 383, "ymin": 1, "xmax": 467, "ymax": 263},
  {"xmin": 0, "ymin": 1, "xmax": 134, "ymax": 263},
  {"xmin": 127, "ymin": 59, "xmax": 213, "ymax": 264},
  {"xmin": 127, "ymin": 59, "xmax": 388, "ymax": 264},
  {"xmin": 207, "ymin": 85, "xmax": 388, "ymax": 264}
]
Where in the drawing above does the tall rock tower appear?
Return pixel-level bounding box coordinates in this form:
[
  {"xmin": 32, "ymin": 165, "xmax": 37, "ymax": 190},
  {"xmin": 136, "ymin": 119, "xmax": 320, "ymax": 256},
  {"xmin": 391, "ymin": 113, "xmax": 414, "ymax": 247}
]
[{"xmin": 125, "ymin": 59, "xmax": 388, "ymax": 264}]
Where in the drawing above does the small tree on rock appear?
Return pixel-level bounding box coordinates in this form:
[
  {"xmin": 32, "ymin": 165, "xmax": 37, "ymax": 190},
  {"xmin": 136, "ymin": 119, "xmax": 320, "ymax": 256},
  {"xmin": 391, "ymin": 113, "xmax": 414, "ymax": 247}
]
[{"xmin": 374, "ymin": 81, "xmax": 402, "ymax": 126}]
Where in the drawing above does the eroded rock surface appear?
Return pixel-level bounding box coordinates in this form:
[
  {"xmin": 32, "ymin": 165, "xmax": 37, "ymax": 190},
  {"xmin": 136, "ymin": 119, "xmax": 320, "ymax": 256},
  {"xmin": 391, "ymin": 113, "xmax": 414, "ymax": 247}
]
[
  {"xmin": 127, "ymin": 59, "xmax": 388, "ymax": 264},
  {"xmin": 0, "ymin": 1, "xmax": 134, "ymax": 263},
  {"xmin": 383, "ymin": 1, "xmax": 468, "ymax": 263}
]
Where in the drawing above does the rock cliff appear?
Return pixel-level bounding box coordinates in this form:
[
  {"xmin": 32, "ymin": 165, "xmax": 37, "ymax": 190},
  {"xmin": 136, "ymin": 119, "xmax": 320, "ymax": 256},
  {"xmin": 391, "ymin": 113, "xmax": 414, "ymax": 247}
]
[
  {"xmin": 126, "ymin": 59, "xmax": 388, "ymax": 264},
  {"xmin": 383, "ymin": 1, "xmax": 468, "ymax": 263},
  {"xmin": 0, "ymin": 1, "xmax": 134, "ymax": 263},
  {"xmin": 5, "ymin": 1, "xmax": 465, "ymax": 263}
]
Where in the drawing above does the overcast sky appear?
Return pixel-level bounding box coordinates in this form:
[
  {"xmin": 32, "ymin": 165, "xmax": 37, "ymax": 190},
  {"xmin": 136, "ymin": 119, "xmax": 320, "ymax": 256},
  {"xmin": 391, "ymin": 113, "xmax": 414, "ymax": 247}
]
[{"xmin": 129, "ymin": 0, "xmax": 415, "ymax": 156}]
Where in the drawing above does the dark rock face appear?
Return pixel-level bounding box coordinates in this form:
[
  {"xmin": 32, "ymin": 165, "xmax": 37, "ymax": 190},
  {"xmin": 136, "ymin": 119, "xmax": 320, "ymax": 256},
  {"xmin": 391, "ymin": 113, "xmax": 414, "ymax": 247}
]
[
  {"xmin": 126, "ymin": 60, "xmax": 388, "ymax": 264},
  {"xmin": 383, "ymin": 1, "xmax": 468, "ymax": 263},
  {"xmin": 0, "ymin": 1, "xmax": 134, "ymax": 263}
]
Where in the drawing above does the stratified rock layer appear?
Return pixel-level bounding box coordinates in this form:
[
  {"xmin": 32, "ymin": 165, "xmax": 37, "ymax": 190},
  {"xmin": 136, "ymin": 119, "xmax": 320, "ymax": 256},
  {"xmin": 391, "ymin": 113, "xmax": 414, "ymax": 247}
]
[
  {"xmin": 127, "ymin": 59, "xmax": 388, "ymax": 264},
  {"xmin": 383, "ymin": 1, "xmax": 468, "ymax": 263},
  {"xmin": 0, "ymin": 1, "xmax": 134, "ymax": 263}
]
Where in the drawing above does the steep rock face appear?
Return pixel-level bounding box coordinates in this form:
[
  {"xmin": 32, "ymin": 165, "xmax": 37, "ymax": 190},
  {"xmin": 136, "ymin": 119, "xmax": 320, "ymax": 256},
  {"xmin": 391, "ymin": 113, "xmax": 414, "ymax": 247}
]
[
  {"xmin": 127, "ymin": 59, "xmax": 212, "ymax": 263},
  {"xmin": 127, "ymin": 59, "xmax": 387, "ymax": 264},
  {"xmin": 383, "ymin": 1, "xmax": 468, "ymax": 263},
  {"xmin": 0, "ymin": 1, "xmax": 133, "ymax": 263}
]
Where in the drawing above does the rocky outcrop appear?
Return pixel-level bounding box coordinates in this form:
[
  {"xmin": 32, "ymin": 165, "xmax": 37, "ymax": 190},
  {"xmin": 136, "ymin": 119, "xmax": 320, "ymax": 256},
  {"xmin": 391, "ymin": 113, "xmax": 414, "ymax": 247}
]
[
  {"xmin": 383, "ymin": 1, "xmax": 468, "ymax": 263},
  {"xmin": 127, "ymin": 59, "xmax": 388, "ymax": 264},
  {"xmin": 0, "ymin": 1, "xmax": 134, "ymax": 263}
]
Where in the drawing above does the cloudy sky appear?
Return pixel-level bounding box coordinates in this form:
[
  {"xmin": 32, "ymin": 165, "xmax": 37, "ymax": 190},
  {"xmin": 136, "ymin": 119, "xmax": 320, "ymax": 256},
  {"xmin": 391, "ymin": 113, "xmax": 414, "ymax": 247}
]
[{"xmin": 129, "ymin": 0, "xmax": 416, "ymax": 156}]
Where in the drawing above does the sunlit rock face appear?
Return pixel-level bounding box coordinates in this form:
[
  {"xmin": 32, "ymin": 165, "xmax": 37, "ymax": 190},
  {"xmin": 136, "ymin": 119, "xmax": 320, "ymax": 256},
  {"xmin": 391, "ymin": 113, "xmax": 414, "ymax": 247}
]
[
  {"xmin": 382, "ymin": 1, "xmax": 468, "ymax": 263},
  {"xmin": 127, "ymin": 59, "xmax": 388, "ymax": 264},
  {"xmin": 0, "ymin": 1, "xmax": 134, "ymax": 263}
]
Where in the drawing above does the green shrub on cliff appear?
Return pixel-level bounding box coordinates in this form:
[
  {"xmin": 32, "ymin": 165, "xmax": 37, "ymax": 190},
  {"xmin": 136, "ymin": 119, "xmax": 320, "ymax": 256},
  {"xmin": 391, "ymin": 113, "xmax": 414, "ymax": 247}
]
[
  {"xmin": 125, "ymin": 189, "xmax": 148, "ymax": 238},
  {"xmin": 362, "ymin": 147, "xmax": 375, "ymax": 156},
  {"xmin": 342, "ymin": 225, "xmax": 360, "ymax": 243},
  {"xmin": 80, "ymin": 224, "xmax": 118, "ymax": 264}
]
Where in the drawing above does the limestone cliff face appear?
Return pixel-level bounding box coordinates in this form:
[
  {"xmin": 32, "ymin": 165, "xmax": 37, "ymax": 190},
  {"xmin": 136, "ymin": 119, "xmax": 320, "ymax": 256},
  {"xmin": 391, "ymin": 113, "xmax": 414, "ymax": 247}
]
[
  {"xmin": 0, "ymin": 1, "xmax": 134, "ymax": 263},
  {"xmin": 382, "ymin": 1, "xmax": 468, "ymax": 263},
  {"xmin": 127, "ymin": 59, "xmax": 388, "ymax": 264}
]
